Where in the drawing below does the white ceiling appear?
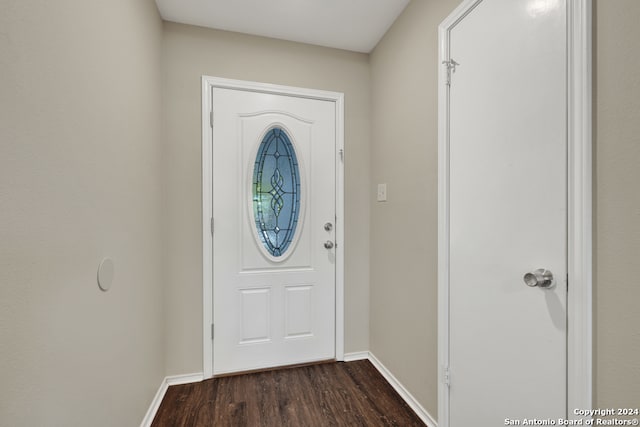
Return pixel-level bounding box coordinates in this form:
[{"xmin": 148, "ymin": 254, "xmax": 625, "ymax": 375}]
[{"xmin": 155, "ymin": 0, "xmax": 411, "ymax": 53}]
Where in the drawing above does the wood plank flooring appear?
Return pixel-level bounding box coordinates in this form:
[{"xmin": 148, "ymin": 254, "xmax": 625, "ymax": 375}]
[{"xmin": 151, "ymin": 360, "xmax": 426, "ymax": 426}]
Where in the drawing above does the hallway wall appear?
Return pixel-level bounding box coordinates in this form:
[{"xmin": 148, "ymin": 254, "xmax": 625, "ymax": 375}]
[
  {"xmin": 593, "ymin": 0, "xmax": 640, "ymax": 410},
  {"xmin": 369, "ymin": 0, "xmax": 461, "ymax": 417},
  {"xmin": 162, "ymin": 22, "xmax": 371, "ymax": 375},
  {"xmin": 0, "ymin": 0, "xmax": 165, "ymax": 425}
]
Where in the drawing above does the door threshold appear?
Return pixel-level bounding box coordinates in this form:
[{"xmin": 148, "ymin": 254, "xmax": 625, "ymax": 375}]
[{"xmin": 213, "ymin": 358, "xmax": 337, "ymax": 378}]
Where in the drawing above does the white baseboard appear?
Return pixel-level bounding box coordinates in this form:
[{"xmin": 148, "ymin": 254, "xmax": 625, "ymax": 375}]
[
  {"xmin": 166, "ymin": 372, "xmax": 204, "ymax": 386},
  {"xmin": 140, "ymin": 372, "xmax": 204, "ymax": 427},
  {"xmin": 367, "ymin": 352, "xmax": 438, "ymax": 427},
  {"xmin": 140, "ymin": 356, "xmax": 436, "ymax": 427},
  {"xmin": 343, "ymin": 351, "xmax": 370, "ymax": 362},
  {"xmin": 140, "ymin": 378, "xmax": 168, "ymax": 427}
]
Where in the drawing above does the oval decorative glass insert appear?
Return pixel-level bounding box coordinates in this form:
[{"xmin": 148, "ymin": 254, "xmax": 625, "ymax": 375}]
[{"xmin": 252, "ymin": 127, "xmax": 301, "ymax": 258}]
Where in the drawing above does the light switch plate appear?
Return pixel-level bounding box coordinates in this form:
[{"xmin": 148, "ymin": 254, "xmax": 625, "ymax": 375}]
[{"xmin": 377, "ymin": 183, "xmax": 387, "ymax": 202}]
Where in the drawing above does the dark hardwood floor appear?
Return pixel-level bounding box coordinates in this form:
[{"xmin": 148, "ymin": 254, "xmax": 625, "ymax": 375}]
[{"xmin": 151, "ymin": 360, "xmax": 426, "ymax": 426}]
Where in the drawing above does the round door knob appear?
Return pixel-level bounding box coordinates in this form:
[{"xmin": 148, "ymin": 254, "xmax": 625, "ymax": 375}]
[
  {"xmin": 523, "ymin": 269, "xmax": 554, "ymax": 288},
  {"xmin": 324, "ymin": 240, "xmax": 334, "ymax": 249}
]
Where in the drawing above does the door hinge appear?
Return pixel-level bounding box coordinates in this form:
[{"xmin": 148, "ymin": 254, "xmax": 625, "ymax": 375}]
[
  {"xmin": 442, "ymin": 59, "xmax": 459, "ymax": 86},
  {"xmin": 339, "ymin": 148, "xmax": 344, "ymax": 162},
  {"xmin": 211, "ymin": 323, "xmax": 214, "ymax": 340},
  {"xmin": 209, "ymin": 111, "xmax": 214, "ymax": 128},
  {"xmin": 210, "ymin": 217, "xmax": 214, "ymax": 236},
  {"xmin": 444, "ymin": 366, "xmax": 451, "ymax": 387}
]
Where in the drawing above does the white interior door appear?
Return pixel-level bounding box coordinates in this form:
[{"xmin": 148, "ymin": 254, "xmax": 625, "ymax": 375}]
[
  {"xmin": 446, "ymin": 0, "xmax": 567, "ymax": 424},
  {"xmin": 211, "ymin": 87, "xmax": 336, "ymax": 375}
]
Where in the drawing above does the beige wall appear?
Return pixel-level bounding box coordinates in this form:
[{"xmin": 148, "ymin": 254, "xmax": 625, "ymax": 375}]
[
  {"xmin": 0, "ymin": 0, "xmax": 164, "ymax": 425},
  {"xmin": 369, "ymin": 0, "xmax": 460, "ymax": 417},
  {"xmin": 594, "ymin": 0, "xmax": 640, "ymax": 409},
  {"xmin": 370, "ymin": 0, "xmax": 640, "ymax": 418},
  {"xmin": 162, "ymin": 22, "xmax": 371, "ymax": 375}
]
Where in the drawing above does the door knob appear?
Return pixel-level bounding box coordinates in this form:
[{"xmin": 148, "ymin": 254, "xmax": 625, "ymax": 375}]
[
  {"xmin": 324, "ymin": 240, "xmax": 334, "ymax": 249},
  {"xmin": 523, "ymin": 269, "xmax": 554, "ymax": 288},
  {"xmin": 324, "ymin": 222, "xmax": 333, "ymax": 232}
]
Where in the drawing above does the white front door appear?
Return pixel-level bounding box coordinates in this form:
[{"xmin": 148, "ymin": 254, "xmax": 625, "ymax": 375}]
[
  {"xmin": 211, "ymin": 86, "xmax": 337, "ymax": 375},
  {"xmin": 445, "ymin": 0, "xmax": 567, "ymax": 424}
]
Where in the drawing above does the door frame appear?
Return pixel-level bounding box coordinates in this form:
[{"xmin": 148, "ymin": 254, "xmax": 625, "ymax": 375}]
[
  {"xmin": 201, "ymin": 76, "xmax": 345, "ymax": 379},
  {"xmin": 437, "ymin": 1, "xmax": 592, "ymax": 425}
]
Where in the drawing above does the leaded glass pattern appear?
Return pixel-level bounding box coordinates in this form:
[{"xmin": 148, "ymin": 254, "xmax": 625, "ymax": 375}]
[{"xmin": 252, "ymin": 127, "xmax": 301, "ymax": 258}]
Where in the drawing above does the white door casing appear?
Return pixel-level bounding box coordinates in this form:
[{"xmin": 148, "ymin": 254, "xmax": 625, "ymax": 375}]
[
  {"xmin": 438, "ymin": 0, "xmax": 592, "ymax": 425},
  {"xmin": 202, "ymin": 77, "xmax": 345, "ymax": 378}
]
